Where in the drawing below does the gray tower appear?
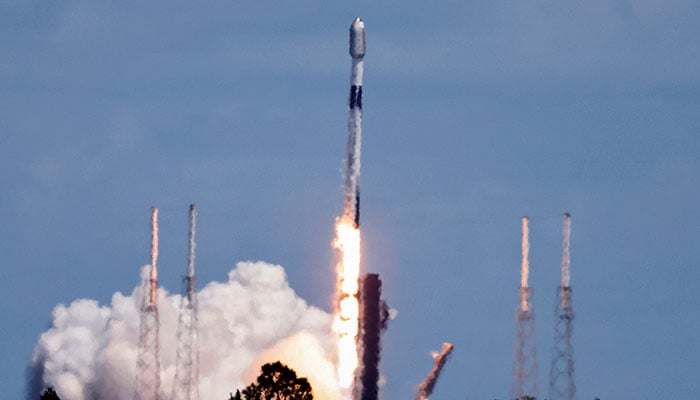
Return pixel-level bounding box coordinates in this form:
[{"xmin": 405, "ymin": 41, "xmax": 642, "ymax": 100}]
[
  {"xmin": 549, "ymin": 213, "xmax": 576, "ymax": 400},
  {"xmin": 135, "ymin": 207, "xmax": 162, "ymax": 400},
  {"xmin": 172, "ymin": 205, "xmax": 200, "ymax": 400},
  {"xmin": 511, "ymin": 217, "xmax": 538, "ymax": 399}
]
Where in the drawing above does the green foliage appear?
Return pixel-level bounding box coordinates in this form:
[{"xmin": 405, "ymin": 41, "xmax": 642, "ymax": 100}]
[
  {"xmin": 231, "ymin": 361, "xmax": 313, "ymax": 400},
  {"xmin": 40, "ymin": 387, "xmax": 61, "ymax": 400}
]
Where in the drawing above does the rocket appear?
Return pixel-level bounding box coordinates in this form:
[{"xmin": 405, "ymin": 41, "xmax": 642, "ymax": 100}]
[{"xmin": 344, "ymin": 17, "xmax": 365, "ymax": 228}]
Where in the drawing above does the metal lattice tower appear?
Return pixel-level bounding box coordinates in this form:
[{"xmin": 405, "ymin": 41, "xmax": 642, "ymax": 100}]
[
  {"xmin": 511, "ymin": 217, "xmax": 538, "ymax": 399},
  {"xmin": 135, "ymin": 207, "xmax": 162, "ymax": 400},
  {"xmin": 172, "ymin": 204, "xmax": 200, "ymax": 400},
  {"xmin": 512, "ymin": 287, "xmax": 538, "ymax": 399},
  {"xmin": 549, "ymin": 212, "xmax": 576, "ymax": 400}
]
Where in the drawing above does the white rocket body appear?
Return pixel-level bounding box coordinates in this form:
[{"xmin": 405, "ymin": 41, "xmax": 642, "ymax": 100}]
[{"xmin": 344, "ymin": 18, "xmax": 365, "ymax": 228}]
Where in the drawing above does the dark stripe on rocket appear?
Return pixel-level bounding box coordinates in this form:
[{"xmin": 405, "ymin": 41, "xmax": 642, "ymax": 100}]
[
  {"xmin": 354, "ymin": 191, "xmax": 360, "ymax": 228},
  {"xmin": 350, "ymin": 85, "xmax": 363, "ymax": 110}
]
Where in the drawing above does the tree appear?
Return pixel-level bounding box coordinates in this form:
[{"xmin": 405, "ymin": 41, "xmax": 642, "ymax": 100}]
[
  {"xmin": 229, "ymin": 361, "xmax": 313, "ymax": 400},
  {"xmin": 40, "ymin": 387, "xmax": 61, "ymax": 400}
]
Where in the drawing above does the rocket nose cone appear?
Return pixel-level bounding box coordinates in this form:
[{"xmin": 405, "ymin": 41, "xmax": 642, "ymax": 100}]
[{"xmin": 349, "ymin": 17, "xmax": 366, "ymax": 58}]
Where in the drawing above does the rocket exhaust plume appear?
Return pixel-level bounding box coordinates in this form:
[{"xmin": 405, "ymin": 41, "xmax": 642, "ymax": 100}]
[
  {"xmin": 415, "ymin": 343, "xmax": 454, "ymax": 400},
  {"xmin": 333, "ymin": 17, "xmax": 365, "ymax": 397},
  {"xmin": 520, "ymin": 216, "xmax": 530, "ymax": 312},
  {"xmin": 136, "ymin": 207, "xmax": 162, "ymax": 400},
  {"xmin": 333, "ymin": 219, "xmax": 361, "ymax": 392}
]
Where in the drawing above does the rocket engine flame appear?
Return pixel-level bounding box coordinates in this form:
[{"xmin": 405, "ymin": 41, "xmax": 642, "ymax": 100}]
[
  {"xmin": 520, "ymin": 216, "xmax": 530, "ymax": 312},
  {"xmin": 333, "ymin": 216, "xmax": 361, "ymax": 391}
]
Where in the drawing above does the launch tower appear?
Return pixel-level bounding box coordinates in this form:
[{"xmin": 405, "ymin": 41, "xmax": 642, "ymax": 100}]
[
  {"xmin": 511, "ymin": 216, "xmax": 538, "ymax": 399},
  {"xmin": 135, "ymin": 207, "xmax": 162, "ymax": 400},
  {"xmin": 548, "ymin": 212, "xmax": 576, "ymax": 400},
  {"xmin": 172, "ymin": 204, "xmax": 200, "ymax": 400}
]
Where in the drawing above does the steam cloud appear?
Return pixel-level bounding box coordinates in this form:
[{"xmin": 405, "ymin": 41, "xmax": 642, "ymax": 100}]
[{"xmin": 28, "ymin": 261, "xmax": 340, "ymax": 400}]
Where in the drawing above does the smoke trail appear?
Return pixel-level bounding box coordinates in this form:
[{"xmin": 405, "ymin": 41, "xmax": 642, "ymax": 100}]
[
  {"xmin": 28, "ymin": 261, "xmax": 340, "ymax": 400},
  {"xmin": 561, "ymin": 212, "xmax": 571, "ymax": 288},
  {"xmin": 520, "ymin": 216, "xmax": 530, "ymax": 312},
  {"xmin": 415, "ymin": 343, "xmax": 454, "ymax": 400}
]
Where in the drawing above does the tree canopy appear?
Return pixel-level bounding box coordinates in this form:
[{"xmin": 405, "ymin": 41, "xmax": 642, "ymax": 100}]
[
  {"xmin": 40, "ymin": 387, "xmax": 61, "ymax": 400},
  {"xmin": 230, "ymin": 361, "xmax": 313, "ymax": 400}
]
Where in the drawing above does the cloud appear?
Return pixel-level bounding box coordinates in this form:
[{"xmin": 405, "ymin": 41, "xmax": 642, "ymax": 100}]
[{"xmin": 29, "ymin": 261, "xmax": 338, "ymax": 400}]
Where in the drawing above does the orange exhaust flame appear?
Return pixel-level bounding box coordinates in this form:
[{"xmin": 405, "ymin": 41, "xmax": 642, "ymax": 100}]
[{"xmin": 333, "ymin": 215, "xmax": 361, "ymax": 392}]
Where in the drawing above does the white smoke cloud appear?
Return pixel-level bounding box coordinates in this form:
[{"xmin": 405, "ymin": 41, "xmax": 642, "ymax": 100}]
[{"xmin": 30, "ymin": 261, "xmax": 339, "ymax": 400}]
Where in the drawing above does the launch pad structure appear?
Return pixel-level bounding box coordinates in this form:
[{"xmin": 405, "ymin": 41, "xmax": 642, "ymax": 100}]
[
  {"xmin": 548, "ymin": 213, "xmax": 576, "ymax": 400},
  {"xmin": 549, "ymin": 286, "xmax": 575, "ymax": 400},
  {"xmin": 511, "ymin": 217, "xmax": 538, "ymax": 399},
  {"xmin": 172, "ymin": 204, "xmax": 201, "ymax": 400},
  {"xmin": 512, "ymin": 287, "xmax": 538, "ymax": 399},
  {"xmin": 135, "ymin": 207, "xmax": 162, "ymax": 400}
]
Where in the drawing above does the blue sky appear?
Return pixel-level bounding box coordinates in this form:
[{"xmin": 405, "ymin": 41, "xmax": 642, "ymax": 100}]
[{"xmin": 2, "ymin": 1, "xmax": 699, "ymax": 399}]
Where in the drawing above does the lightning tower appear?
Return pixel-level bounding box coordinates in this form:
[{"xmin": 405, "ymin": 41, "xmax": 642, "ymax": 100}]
[
  {"xmin": 357, "ymin": 273, "xmax": 390, "ymax": 400},
  {"xmin": 548, "ymin": 212, "xmax": 576, "ymax": 400},
  {"xmin": 511, "ymin": 216, "xmax": 538, "ymax": 399},
  {"xmin": 135, "ymin": 207, "xmax": 162, "ymax": 400},
  {"xmin": 172, "ymin": 204, "xmax": 200, "ymax": 400}
]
